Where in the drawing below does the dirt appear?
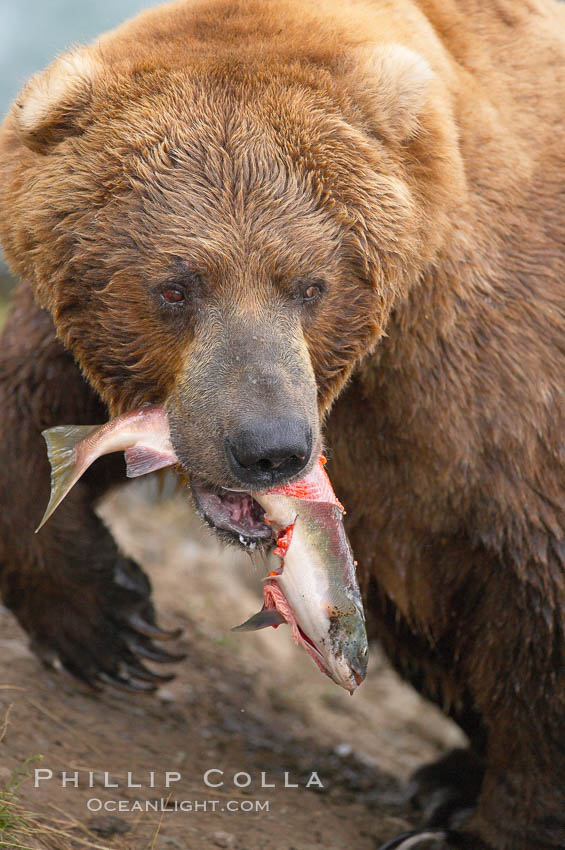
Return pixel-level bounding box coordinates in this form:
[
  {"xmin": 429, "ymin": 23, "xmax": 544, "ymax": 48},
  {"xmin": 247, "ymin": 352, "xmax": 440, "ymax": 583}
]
[{"xmin": 0, "ymin": 477, "xmax": 465, "ymax": 850}]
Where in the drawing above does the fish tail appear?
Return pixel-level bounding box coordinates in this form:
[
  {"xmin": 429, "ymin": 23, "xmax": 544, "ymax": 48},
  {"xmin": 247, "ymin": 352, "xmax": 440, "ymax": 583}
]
[{"xmin": 35, "ymin": 424, "xmax": 99, "ymax": 532}]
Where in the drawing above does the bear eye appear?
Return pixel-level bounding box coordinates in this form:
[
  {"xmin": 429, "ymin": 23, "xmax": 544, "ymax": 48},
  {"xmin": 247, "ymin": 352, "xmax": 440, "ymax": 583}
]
[
  {"xmin": 160, "ymin": 285, "xmax": 186, "ymax": 305},
  {"xmin": 301, "ymin": 281, "xmax": 324, "ymax": 303},
  {"xmin": 304, "ymin": 285, "xmax": 320, "ymax": 301}
]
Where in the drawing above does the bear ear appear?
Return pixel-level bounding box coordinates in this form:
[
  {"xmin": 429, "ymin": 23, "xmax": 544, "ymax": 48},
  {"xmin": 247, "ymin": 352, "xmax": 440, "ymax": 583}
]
[
  {"xmin": 353, "ymin": 44, "xmax": 434, "ymax": 142},
  {"xmin": 12, "ymin": 48, "xmax": 101, "ymax": 154}
]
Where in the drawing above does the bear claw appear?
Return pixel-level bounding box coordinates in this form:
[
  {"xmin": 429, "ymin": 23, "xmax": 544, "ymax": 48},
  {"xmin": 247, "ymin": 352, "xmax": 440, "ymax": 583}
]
[
  {"xmin": 377, "ymin": 830, "xmax": 491, "ymax": 850},
  {"xmin": 377, "ymin": 829, "xmax": 453, "ymax": 850},
  {"xmin": 121, "ymin": 660, "xmax": 176, "ymax": 684},
  {"xmin": 126, "ymin": 611, "xmax": 183, "ymax": 641},
  {"xmin": 128, "ymin": 640, "xmax": 187, "ymax": 664},
  {"xmin": 97, "ymin": 671, "xmax": 160, "ymax": 693}
]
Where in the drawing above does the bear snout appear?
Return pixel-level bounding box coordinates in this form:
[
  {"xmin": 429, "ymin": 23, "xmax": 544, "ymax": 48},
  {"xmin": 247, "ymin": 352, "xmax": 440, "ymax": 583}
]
[{"xmin": 225, "ymin": 415, "xmax": 312, "ymax": 489}]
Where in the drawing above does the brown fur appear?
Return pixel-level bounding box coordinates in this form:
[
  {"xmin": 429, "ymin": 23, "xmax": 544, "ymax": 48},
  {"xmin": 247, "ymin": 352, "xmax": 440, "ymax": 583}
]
[{"xmin": 1, "ymin": 1, "xmax": 565, "ymax": 847}]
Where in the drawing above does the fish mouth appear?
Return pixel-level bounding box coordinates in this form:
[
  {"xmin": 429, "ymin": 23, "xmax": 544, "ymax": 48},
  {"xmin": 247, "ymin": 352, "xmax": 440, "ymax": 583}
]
[
  {"xmin": 304, "ymin": 631, "xmax": 365, "ymax": 692},
  {"xmin": 262, "ymin": 576, "xmax": 364, "ymax": 692},
  {"xmin": 190, "ymin": 479, "xmax": 273, "ymax": 549},
  {"xmin": 288, "ymin": 609, "xmax": 364, "ymax": 693}
]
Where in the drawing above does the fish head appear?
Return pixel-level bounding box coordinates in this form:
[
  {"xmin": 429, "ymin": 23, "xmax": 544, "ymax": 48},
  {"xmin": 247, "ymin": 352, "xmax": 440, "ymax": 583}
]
[
  {"xmin": 293, "ymin": 584, "xmax": 368, "ymax": 693},
  {"xmin": 260, "ymin": 568, "xmax": 369, "ymax": 693},
  {"xmin": 324, "ymin": 594, "xmax": 369, "ymax": 692}
]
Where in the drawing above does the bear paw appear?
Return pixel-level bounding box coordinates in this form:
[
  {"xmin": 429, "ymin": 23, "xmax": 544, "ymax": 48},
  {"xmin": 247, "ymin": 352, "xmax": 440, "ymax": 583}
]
[
  {"xmin": 407, "ymin": 748, "xmax": 484, "ymax": 829},
  {"xmin": 27, "ymin": 555, "xmax": 185, "ymax": 692}
]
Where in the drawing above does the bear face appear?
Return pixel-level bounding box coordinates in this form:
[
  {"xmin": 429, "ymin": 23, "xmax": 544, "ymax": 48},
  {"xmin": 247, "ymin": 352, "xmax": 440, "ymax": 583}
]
[{"xmin": 0, "ymin": 4, "xmax": 459, "ymax": 498}]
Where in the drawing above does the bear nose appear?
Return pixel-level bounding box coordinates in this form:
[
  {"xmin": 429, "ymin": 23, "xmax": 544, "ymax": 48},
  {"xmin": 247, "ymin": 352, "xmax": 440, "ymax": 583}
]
[{"xmin": 225, "ymin": 416, "xmax": 312, "ymax": 487}]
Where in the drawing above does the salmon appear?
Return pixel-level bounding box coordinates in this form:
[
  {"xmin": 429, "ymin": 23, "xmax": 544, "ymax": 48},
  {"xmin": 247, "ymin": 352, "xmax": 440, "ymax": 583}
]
[
  {"xmin": 36, "ymin": 404, "xmax": 176, "ymax": 532},
  {"xmin": 233, "ymin": 457, "xmax": 368, "ymax": 693}
]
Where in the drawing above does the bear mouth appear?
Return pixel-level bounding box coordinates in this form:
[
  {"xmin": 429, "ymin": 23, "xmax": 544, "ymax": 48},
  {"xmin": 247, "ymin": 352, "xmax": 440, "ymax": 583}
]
[{"xmin": 190, "ymin": 480, "xmax": 273, "ymax": 549}]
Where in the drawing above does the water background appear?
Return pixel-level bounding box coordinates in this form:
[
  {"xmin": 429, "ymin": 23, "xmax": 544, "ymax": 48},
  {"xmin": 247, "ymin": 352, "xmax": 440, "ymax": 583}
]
[
  {"xmin": 0, "ymin": 0, "xmax": 160, "ymax": 275},
  {"xmin": 0, "ymin": 0, "xmax": 159, "ymax": 116}
]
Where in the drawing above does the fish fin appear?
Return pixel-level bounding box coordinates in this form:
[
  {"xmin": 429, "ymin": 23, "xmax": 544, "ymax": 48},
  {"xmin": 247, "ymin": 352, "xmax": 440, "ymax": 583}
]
[
  {"xmin": 231, "ymin": 608, "xmax": 287, "ymax": 632},
  {"xmin": 124, "ymin": 445, "xmax": 177, "ymax": 478},
  {"xmin": 36, "ymin": 424, "xmax": 99, "ymax": 532}
]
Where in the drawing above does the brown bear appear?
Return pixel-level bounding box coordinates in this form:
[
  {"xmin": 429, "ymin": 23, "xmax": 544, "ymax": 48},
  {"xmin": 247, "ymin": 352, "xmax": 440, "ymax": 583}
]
[{"xmin": 1, "ymin": 1, "xmax": 564, "ymax": 848}]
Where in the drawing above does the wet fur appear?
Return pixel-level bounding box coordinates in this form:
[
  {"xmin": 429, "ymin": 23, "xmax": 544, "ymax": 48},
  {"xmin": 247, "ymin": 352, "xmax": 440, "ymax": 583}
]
[{"xmin": 1, "ymin": 0, "xmax": 565, "ymax": 847}]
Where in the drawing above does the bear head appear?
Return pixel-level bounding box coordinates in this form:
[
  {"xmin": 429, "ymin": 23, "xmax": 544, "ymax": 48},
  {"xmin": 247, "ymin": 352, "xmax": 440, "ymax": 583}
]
[{"xmin": 0, "ymin": 2, "xmax": 463, "ymax": 517}]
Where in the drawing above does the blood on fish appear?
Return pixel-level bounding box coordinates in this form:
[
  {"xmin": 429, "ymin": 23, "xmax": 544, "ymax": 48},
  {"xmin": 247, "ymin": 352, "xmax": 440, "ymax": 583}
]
[
  {"xmin": 272, "ymin": 520, "xmax": 296, "ymax": 559},
  {"xmin": 268, "ymin": 462, "xmax": 343, "ymax": 508}
]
